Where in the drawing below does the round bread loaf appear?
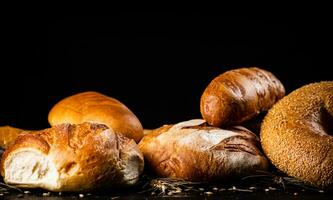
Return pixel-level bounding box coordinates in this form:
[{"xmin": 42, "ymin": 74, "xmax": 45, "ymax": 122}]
[
  {"xmin": 48, "ymin": 91, "xmax": 143, "ymax": 142},
  {"xmin": 261, "ymin": 81, "xmax": 333, "ymax": 188},
  {"xmin": 139, "ymin": 119, "xmax": 268, "ymax": 182},
  {"xmin": 200, "ymin": 67, "xmax": 285, "ymax": 127},
  {"xmin": 0, "ymin": 122, "xmax": 144, "ymax": 192}
]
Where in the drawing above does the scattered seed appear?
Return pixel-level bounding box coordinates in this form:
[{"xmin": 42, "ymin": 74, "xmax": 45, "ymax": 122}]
[
  {"xmin": 235, "ymin": 189, "xmax": 253, "ymax": 192},
  {"xmin": 228, "ymin": 186, "xmax": 237, "ymax": 191},
  {"xmin": 17, "ymin": 194, "xmax": 24, "ymax": 198},
  {"xmin": 198, "ymin": 188, "xmax": 205, "ymax": 191},
  {"xmin": 24, "ymin": 191, "xmax": 31, "ymax": 194},
  {"xmin": 79, "ymin": 194, "xmax": 84, "ymax": 198},
  {"xmin": 167, "ymin": 191, "xmax": 173, "ymax": 195},
  {"xmin": 212, "ymin": 187, "xmax": 219, "ymax": 191},
  {"xmin": 184, "ymin": 188, "xmax": 192, "ymax": 192},
  {"xmin": 219, "ymin": 188, "xmax": 226, "ymax": 191},
  {"xmin": 151, "ymin": 191, "xmax": 156, "ymax": 195},
  {"xmin": 318, "ymin": 190, "xmax": 324, "ymax": 193},
  {"xmin": 249, "ymin": 187, "xmax": 256, "ymax": 190},
  {"xmin": 265, "ymin": 188, "xmax": 270, "ymax": 192},
  {"xmin": 86, "ymin": 193, "xmax": 92, "ymax": 196},
  {"xmin": 58, "ymin": 192, "xmax": 62, "ymax": 196},
  {"xmin": 294, "ymin": 192, "xmax": 298, "ymax": 196},
  {"xmin": 111, "ymin": 197, "xmax": 119, "ymax": 199},
  {"xmin": 173, "ymin": 188, "xmax": 182, "ymax": 193},
  {"xmin": 42, "ymin": 192, "xmax": 51, "ymax": 196},
  {"xmin": 0, "ymin": 193, "xmax": 3, "ymax": 196},
  {"xmin": 301, "ymin": 189, "xmax": 305, "ymax": 192},
  {"xmin": 269, "ymin": 187, "xmax": 277, "ymax": 191},
  {"xmin": 205, "ymin": 191, "xmax": 213, "ymax": 195}
]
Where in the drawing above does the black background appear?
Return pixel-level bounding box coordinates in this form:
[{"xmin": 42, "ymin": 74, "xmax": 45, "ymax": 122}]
[{"xmin": 1, "ymin": 15, "xmax": 331, "ymax": 130}]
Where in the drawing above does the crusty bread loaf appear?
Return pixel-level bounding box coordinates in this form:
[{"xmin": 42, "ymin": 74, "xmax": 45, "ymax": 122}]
[
  {"xmin": 261, "ymin": 81, "xmax": 333, "ymax": 188},
  {"xmin": 48, "ymin": 91, "xmax": 143, "ymax": 142},
  {"xmin": 0, "ymin": 122, "xmax": 144, "ymax": 192},
  {"xmin": 139, "ymin": 119, "xmax": 268, "ymax": 182},
  {"xmin": 0, "ymin": 126, "xmax": 27, "ymax": 149},
  {"xmin": 200, "ymin": 67, "xmax": 285, "ymax": 127}
]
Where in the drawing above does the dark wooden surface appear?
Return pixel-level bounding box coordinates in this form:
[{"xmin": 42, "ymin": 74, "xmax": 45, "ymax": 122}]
[{"xmin": 1, "ymin": 174, "xmax": 332, "ymax": 200}]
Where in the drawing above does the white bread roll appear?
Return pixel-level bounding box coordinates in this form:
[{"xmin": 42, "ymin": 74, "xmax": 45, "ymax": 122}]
[
  {"xmin": 0, "ymin": 122, "xmax": 144, "ymax": 192},
  {"xmin": 139, "ymin": 119, "xmax": 268, "ymax": 181}
]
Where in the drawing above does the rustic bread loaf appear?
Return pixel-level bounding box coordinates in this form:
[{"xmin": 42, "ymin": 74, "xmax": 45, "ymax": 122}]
[
  {"xmin": 139, "ymin": 119, "xmax": 268, "ymax": 182},
  {"xmin": 1, "ymin": 122, "xmax": 144, "ymax": 192}
]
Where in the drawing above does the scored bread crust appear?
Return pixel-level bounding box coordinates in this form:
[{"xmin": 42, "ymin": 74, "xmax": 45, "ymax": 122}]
[
  {"xmin": 139, "ymin": 119, "xmax": 268, "ymax": 182},
  {"xmin": 48, "ymin": 91, "xmax": 143, "ymax": 143},
  {"xmin": 261, "ymin": 81, "xmax": 333, "ymax": 188},
  {"xmin": 200, "ymin": 67, "xmax": 285, "ymax": 127},
  {"xmin": 0, "ymin": 122, "xmax": 144, "ymax": 192}
]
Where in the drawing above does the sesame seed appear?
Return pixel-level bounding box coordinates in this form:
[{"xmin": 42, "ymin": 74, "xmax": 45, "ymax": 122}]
[{"xmin": 79, "ymin": 194, "xmax": 84, "ymax": 198}]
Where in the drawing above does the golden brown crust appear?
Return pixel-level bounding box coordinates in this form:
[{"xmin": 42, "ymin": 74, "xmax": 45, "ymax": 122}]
[
  {"xmin": 1, "ymin": 122, "xmax": 144, "ymax": 192},
  {"xmin": 48, "ymin": 91, "xmax": 143, "ymax": 143},
  {"xmin": 200, "ymin": 67, "xmax": 285, "ymax": 127},
  {"xmin": 139, "ymin": 119, "xmax": 268, "ymax": 182},
  {"xmin": 0, "ymin": 126, "xmax": 28, "ymax": 149},
  {"xmin": 261, "ymin": 81, "xmax": 333, "ymax": 188}
]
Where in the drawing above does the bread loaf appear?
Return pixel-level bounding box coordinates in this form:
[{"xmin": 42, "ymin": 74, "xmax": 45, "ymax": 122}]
[
  {"xmin": 139, "ymin": 119, "xmax": 268, "ymax": 182},
  {"xmin": 200, "ymin": 67, "xmax": 285, "ymax": 127},
  {"xmin": 1, "ymin": 122, "xmax": 144, "ymax": 192},
  {"xmin": 48, "ymin": 91, "xmax": 143, "ymax": 142}
]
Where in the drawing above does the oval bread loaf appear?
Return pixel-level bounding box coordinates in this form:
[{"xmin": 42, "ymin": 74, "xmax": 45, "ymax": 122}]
[
  {"xmin": 139, "ymin": 119, "xmax": 268, "ymax": 182},
  {"xmin": 200, "ymin": 67, "xmax": 285, "ymax": 127},
  {"xmin": 48, "ymin": 91, "xmax": 143, "ymax": 142}
]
